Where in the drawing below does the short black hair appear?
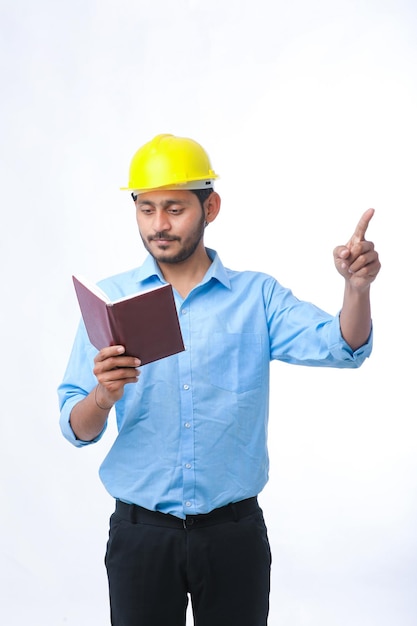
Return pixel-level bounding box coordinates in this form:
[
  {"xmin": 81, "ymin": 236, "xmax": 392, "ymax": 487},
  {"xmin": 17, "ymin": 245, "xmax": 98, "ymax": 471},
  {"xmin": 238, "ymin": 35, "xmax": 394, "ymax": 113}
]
[{"xmin": 190, "ymin": 187, "xmax": 213, "ymax": 209}]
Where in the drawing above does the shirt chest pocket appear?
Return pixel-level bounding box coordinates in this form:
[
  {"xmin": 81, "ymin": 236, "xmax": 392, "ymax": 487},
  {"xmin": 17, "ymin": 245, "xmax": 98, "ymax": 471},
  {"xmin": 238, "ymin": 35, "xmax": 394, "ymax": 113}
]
[{"xmin": 209, "ymin": 332, "xmax": 264, "ymax": 393}]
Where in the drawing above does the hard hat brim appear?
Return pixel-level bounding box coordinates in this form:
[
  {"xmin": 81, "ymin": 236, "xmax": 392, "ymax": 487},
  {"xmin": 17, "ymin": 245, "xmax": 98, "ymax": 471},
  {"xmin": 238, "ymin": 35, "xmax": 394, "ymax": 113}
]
[{"xmin": 120, "ymin": 177, "xmax": 218, "ymax": 193}]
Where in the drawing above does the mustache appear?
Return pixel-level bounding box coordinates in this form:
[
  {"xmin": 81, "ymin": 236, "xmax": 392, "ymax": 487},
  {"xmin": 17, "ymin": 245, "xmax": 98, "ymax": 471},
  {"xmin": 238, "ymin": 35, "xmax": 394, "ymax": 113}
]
[{"xmin": 149, "ymin": 232, "xmax": 180, "ymax": 242}]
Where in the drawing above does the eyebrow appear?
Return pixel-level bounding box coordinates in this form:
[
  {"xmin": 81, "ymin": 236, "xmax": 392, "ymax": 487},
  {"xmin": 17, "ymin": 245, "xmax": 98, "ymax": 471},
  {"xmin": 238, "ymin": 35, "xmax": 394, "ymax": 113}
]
[{"xmin": 137, "ymin": 198, "xmax": 190, "ymax": 208}]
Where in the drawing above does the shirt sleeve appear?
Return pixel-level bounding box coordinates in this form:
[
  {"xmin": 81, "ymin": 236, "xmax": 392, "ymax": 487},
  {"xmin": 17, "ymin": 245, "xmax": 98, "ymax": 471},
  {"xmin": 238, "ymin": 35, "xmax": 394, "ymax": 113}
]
[
  {"xmin": 57, "ymin": 321, "xmax": 108, "ymax": 447},
  {"xmin": 265, "ymin": 279, "xmax": 373, "ymax": 367}
]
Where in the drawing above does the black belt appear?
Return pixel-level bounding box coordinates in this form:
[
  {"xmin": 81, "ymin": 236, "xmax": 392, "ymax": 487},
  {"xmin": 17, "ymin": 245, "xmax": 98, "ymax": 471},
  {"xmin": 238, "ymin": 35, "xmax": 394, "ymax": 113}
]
[{"xmin": 115, "ymin": 497, "xmax": 260, "ymax": 529}]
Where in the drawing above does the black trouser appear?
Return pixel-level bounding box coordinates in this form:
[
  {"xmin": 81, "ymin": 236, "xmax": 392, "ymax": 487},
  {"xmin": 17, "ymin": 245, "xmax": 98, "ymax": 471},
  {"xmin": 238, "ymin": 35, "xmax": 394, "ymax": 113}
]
[{"xmin": 105, "ymin": 497, "xmax": 271, "ymax": 626}]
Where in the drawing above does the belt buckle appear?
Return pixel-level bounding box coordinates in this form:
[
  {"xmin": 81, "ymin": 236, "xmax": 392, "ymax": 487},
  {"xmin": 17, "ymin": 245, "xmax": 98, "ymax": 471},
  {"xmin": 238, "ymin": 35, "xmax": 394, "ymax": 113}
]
[{"xmin": 183, "ymin": 516, "xmax": 195, "ymax": 529}]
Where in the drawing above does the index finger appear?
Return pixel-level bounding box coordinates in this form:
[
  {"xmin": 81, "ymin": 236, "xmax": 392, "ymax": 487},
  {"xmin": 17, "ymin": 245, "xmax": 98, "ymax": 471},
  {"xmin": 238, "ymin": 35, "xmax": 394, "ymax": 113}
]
[
  {"xmin": 95, "ymin": 345, "xmax": 126, "ymax": 361},
  {"xmin": 350, "ymin": 208, "xmax": 375, "ymax": 243}
]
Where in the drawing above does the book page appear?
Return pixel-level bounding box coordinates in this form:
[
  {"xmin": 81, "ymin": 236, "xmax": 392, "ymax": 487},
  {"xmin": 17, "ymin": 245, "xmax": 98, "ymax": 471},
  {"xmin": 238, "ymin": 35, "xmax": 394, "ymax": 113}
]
[
  {"xmin": 73, "ymin": 275, "xmax": 110, "ymax": 303},
  {"xmin": 111, "ymin": 282, "xmax": 167, "ymax": 304}
]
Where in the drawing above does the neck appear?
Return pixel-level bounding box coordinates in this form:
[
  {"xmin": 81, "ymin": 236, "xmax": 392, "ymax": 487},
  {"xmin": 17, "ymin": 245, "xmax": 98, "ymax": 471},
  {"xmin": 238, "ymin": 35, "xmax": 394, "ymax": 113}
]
[{"xmin": 157, "ymin": 246, "xmax": 212, "ymax": 299}]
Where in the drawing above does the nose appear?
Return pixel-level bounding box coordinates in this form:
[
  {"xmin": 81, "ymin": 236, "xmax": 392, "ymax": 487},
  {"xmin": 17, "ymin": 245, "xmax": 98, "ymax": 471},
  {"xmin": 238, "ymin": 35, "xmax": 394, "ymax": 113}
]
[{"xmin": 152, "ymin": 209, "xmax": 171, "ymax": 233}]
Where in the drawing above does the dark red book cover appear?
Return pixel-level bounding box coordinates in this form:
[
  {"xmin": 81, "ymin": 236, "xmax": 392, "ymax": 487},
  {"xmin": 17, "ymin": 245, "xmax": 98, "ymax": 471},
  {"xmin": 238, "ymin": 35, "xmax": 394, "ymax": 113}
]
[{"xmin": 72, "ymin": 275, "xmax": 185, "ymax": 365}]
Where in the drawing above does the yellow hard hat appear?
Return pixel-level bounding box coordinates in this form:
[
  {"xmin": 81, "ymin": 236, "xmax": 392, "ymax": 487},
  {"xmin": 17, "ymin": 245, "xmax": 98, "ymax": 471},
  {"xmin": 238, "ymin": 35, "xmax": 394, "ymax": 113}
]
[{"xmin": 121, "ymin": 133, "xmax": 219, "ymax": 193}]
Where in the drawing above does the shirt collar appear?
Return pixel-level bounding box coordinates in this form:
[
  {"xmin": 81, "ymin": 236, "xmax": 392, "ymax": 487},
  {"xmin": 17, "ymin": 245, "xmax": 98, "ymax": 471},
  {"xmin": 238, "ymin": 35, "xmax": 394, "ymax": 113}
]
[
  {"xmin": 203, "ymin": 248, "xmax": 231, "ymax": 289},
  {"xmin": 133, "ymin": 248, "xmax": 231, "ymax": 290}
]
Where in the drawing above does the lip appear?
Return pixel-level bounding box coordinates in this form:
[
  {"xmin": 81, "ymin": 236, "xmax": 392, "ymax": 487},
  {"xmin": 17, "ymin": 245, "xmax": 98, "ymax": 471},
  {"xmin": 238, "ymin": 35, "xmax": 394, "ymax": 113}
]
[
  {"xmin": 151, "ymin": 238, "xmax": 174, "ymax": 245},
  {"xmin": 150, "ymin": 237, "xmax": 177, "ymax": 244}
]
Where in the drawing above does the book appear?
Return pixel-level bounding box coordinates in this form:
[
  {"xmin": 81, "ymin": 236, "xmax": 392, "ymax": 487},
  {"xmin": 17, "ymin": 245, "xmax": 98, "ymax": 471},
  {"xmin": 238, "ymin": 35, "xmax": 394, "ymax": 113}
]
[{"xmin": 72, "ymin": 275, "xmax": 185, "ymax": 365}]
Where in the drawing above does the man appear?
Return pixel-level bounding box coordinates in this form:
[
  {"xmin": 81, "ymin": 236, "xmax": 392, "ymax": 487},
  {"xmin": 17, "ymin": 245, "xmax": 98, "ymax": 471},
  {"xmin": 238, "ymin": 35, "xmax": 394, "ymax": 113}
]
[{"xmin": 58, "ymin": 133, "xmax": 381, "ymax": 626}]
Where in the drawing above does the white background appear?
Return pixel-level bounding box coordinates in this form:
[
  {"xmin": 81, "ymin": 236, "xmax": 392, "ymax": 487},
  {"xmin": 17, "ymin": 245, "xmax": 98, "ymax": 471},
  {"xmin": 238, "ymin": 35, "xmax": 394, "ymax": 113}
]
[{"xmin": 1, "ymin": 1, "xmax": 416, "ymax": 624}]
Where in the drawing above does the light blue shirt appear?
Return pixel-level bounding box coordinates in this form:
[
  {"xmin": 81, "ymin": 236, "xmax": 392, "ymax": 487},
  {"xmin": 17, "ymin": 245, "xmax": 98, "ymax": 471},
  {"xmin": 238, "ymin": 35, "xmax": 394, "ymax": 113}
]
[{"xmin": 58, "ymin": 249, "xmax": 372, "ymax": 519}]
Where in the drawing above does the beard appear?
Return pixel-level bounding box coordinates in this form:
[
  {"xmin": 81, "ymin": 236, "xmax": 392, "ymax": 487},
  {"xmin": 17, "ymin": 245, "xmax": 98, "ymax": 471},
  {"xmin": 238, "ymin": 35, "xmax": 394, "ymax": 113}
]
[{"xmin": 140, "ymin": 213, "xmax": 206, "ymax": 264}]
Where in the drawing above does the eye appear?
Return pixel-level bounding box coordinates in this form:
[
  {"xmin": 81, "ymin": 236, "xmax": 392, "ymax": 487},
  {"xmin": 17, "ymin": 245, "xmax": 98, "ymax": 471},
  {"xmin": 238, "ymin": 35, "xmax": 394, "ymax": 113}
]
[{"xmin": 138, "ymin": 206, "xmax": 154, "ymax": 215}]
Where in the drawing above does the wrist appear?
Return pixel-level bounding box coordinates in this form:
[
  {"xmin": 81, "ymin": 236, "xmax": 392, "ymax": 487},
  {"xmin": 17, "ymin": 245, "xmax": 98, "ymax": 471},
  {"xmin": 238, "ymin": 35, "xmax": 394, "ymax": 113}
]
[{"xmin": 94, "ymin": 385, "xmax": 114, "ymax": 411}]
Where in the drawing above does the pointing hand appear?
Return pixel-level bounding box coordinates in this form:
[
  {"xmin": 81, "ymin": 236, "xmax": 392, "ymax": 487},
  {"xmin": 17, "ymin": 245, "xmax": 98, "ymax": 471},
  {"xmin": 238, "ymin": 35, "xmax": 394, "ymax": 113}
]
[{"xmin": 333, "ymin": 208, "xmax": 381, "ymax": 290}]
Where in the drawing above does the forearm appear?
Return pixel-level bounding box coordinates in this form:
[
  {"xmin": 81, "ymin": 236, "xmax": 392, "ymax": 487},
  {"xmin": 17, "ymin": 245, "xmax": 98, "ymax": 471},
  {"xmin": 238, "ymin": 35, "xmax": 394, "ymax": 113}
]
[
  {"xmin": 339, "ymin": 283, "xmax": 372, "ymax": 352},
  {"xmin": 68, "ymin": 346, "xmax": 141, "ymax": 441},
  {"xmin": 70, "ymin": 385, "xmax": 113, "ymax": 442}
]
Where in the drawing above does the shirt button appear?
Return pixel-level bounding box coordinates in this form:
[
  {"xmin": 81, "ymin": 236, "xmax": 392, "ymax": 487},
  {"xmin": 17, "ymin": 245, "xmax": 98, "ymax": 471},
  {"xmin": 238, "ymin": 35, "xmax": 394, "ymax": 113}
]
[
  {"xmin": 185, "ymin": 501, "xmax": 192, "ymax": 507},
  {"xmin": 182, "ymin": 308, "xmax": 188, "ymax": 315},
  {"xmin": 185, "ymin": 463, "xmax": 191, "ymax": 469},
  {"xmin": 183, "ymin": 384, "xmax": 190, "ymax": 390},
  {"xmin": 184, "ymin": 422, "xmax": 191, "ymax": 429}
]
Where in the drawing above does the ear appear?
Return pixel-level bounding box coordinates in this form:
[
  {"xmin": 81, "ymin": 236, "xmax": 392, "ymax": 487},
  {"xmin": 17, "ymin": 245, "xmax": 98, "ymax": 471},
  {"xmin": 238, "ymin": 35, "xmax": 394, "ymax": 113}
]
[{"xmin": 204, "ymin": 192, "xmax": 221, "ymax": 225}]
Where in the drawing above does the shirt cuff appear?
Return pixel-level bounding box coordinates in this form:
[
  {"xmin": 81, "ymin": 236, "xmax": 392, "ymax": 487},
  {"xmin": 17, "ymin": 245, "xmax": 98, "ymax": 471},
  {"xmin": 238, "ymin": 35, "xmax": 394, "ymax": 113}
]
[
  {"xmin": 60, "ymin": 396, "xmax": 107, "ymax": 447},
  {"xmin": 328, "ymin": 313, "xmax": 373, "ymax": 363}
]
